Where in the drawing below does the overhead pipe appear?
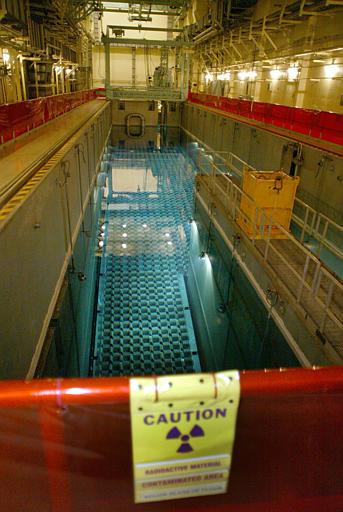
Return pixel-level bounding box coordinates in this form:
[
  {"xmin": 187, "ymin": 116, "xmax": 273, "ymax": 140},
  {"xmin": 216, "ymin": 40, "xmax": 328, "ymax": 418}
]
[
  {"xmin": 193, "ymin": 1, "xmax": 225, "ymax": 47},
  {"xmin": 108, "ymin": 24, "xmax": 183, "ymax": 32},
  {"xmin": 98, "ymin": 9, "xmax": 181, "ymax": 16},
  {"xmin": 194, "ymin": 28, "xmax": 220, "ymax": 45},
  {"xmin": 193, "ymin": 26, "xmax": 214, "ymax": 41}
]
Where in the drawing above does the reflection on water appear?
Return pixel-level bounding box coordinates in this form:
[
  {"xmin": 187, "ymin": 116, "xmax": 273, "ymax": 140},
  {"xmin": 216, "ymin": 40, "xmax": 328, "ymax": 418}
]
[{"xmin": 112, "ymin": 165, "xmax": 158, "ymax": 193}]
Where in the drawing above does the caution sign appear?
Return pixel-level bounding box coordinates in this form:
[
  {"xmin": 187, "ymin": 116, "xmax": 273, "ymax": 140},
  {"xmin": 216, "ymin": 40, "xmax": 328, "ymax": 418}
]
[{"xmin": 130, "ymin": 371, "xmax": 240, "ymax": 503}]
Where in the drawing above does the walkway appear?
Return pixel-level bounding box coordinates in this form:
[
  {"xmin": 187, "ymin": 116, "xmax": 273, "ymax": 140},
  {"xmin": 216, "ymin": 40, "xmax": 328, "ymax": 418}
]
[
  {"xmin": 0, "ymin": 99, "xmax": 106, "ymax": 206},
  {"xmin": 196, "ymin": 172, "xmax": 343, "ymax": 362}
]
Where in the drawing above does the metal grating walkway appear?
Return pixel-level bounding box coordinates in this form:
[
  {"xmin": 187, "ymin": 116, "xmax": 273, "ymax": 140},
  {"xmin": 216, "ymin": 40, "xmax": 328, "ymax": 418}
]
[{"xmin": 93, "ymin": 146, "xmax": 201, "ymax": 376}]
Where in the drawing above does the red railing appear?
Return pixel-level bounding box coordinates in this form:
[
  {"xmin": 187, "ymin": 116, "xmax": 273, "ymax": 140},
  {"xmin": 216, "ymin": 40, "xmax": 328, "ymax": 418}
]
[
  {"xmin": 94, "ymin": 87, "xmax": 106, "ymax": 96},
  {"xmin": 0, "ymin": 89, "xmax": 98, "ymax": 144},
  {"xmin": 188, "ymin": 92, "xmax": 343, "ymax": 146},
  {"xmin": 1, "ymin": 367, "xmax": 343, "ymax": 511}
]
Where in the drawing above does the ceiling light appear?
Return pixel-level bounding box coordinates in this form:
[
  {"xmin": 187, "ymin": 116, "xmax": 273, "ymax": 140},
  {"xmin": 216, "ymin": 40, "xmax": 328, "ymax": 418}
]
[
  {"xmin": 165, "ymin": 232, "xmax": 170, "ymax": 237},
  {"xmin": 238, "ymin": 70, "xmax": 248, "ymax": 80},
  {"xmin": 2, "ymin": 50, "xmax": 10, "ymax": 63},
  {"xmin": 218, "ymin": 71, "xmax": 230, "ymax": 80},
  {"xmin": 238, "ymin": 70, "xmax": 257, "ymax": 81},
  {"xmin": 122, "ymin": 233, "xmax": 128, "ymax": 238},
  {"xmin": 324, "ymin": 64, "xmax": 340, "ymax": 78},
  {"xmin": 167, "ymin": 241, "xmax": 172, "ymax": 245},
  {"xmin": 287, "ymin": 66, "xmax": 299, "ymax": 81},
  {"xmin": 122, "ymin": 223, "xmax": 127, "ymax": 228},
  {"xmin": 121, "ymin": 243, "xmax": 127, "ymax": 249},
  {"xmin": 98, "ymin": 240, "xmax": 104, "ymax": 248},
  {"xmin": 270, "ymin": 69, "xmax": 283, "ymax": 80},
  {"xmin": 142, "ymin": 223, "xmax": 147, "ymax": 228}
]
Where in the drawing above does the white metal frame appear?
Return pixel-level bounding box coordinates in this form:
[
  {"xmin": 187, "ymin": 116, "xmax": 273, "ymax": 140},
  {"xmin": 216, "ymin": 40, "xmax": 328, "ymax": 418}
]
[{"xmin": 184, "ymin": 129, "xmax": 343, "ymax": 359}]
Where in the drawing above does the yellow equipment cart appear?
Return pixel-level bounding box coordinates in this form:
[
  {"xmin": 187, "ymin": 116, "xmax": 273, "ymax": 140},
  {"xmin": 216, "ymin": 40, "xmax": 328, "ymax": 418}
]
[{"xmin": 237, "ymin": 168, "xmax": 300, "ymax": 239}]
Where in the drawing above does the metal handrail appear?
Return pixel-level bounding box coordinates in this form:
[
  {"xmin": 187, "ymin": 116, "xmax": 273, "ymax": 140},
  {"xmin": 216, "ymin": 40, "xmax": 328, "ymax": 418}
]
[
  {"xmin": 207, "ymin": 154, "xmax": 342, "ymax": 340},
  {"xmin": 106, "ymin": 86, "xmax": 184, "ymax": 101},
  {"xmin": 292, "ymin": 197, "xmax": 343, "ymax": 261},
  {"xmin": 183, "ymin": 128, "xmax": 343, "ymax": 269},
  {"xmin": 184, "ymin": 133, "xmax": 343, "ymax": 358}
]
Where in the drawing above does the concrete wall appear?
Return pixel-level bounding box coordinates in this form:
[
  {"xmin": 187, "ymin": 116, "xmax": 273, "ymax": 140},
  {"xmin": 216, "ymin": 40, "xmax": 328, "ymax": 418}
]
[
  {"xmin": 110, "ymin": 99, "xmax": 181, "ymax": 146},
  {"xmin": 181, "ymin": 0, "xmax": 210, "ymax": 26},
  {"xmin": 111, "ymin": 99, "xmax": 159, "ymax": 126},
  {"xmin": 192, "ymin": 11, "xmax": 343, "ymax": 113},
  {"xmin": 111, "ymin": 99, "xmax": 181, "ymax": 125},
  {"xmin": 0, "ymin": 102, "xmax": 111, "ymax": 379},
  {"xmin": 92, "ymin": 11, "xmax": 176, "ymax": 88},
  {"xmin": 100, "ymin": 11, "xmax": 169, "ymax": 39},
  {"xmin": 186, "ymin": 208, "xmax": 300, "ymax": 371},
  {"xmin": 182, "ymin": 102, "xmax": 343, "ymax": 224},
  {"xmin": 92, "ymin": 46, "xmax": 175, "ymax": 88}
]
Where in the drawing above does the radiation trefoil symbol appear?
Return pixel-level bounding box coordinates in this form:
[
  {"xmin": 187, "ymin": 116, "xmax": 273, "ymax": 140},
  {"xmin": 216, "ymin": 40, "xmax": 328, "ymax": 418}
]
[{"xmin": 166, "ymin": 425, "xmax": 205, "ymax": 453}]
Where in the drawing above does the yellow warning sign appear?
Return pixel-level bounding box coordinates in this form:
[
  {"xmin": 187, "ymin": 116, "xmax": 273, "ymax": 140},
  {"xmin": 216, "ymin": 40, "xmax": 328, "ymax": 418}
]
[{"xmin": 130, "ymin": 371, "xmax": 240, "ymax": 503}]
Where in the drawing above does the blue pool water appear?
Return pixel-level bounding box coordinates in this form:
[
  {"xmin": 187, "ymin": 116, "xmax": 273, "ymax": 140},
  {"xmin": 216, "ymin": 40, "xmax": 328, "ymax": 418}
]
[{"xmin": 93, "ymin": 146, "xmax": 201, "ymax": 376}]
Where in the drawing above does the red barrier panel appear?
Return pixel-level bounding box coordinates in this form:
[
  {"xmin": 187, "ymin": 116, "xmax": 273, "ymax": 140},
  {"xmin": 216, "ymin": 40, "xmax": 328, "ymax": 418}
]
[
  {"xmin": 206, "ymin": 94, "xmax": 219, "ymax": 108},
  {"xmin": 237, "ymin": 99, "xmax": 252, "ymax": 117},
  {"xmin": 0, "ymin": 104, "xmax": 11, "ymax": 142},
  {"xmin": 0, "ymin": 89, "xmax": 97, "ymax": 144},
  {"xmin": 228, "ymin": 98, "xmax": 240, "ymax": 115},
  {"xmin": 250, "ymin": 101, "xmax": 267, "ymax": 122},
  {"xmin": 291, "ymin": 108, "xmax": 319, "ymax": 136},
  {"xmin": 45, "ymin": 95, "xmax": 58, "ymax": 121},
  {"xmin": 0, "ymin": 367, "xmax": 343, "ymax": 512},
  {"xmin": 270, "ymin": 104, "xmax": 293, "ymax": 129},
  {"xmin": 254, "ymin": 102, "xmax": 274, "ymax": 125},
  {"xmin": 318, "ymin": 111, "xmax": 343, "ymax": 145},
  {"xmin": 188, "ymin": 92, "xmax": 343, "ymax": 146}
]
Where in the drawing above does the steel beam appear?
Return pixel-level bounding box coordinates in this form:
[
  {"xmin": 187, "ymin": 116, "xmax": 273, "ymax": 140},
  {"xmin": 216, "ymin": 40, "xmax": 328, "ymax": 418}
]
[
  {"xmin": 104, "ymin": 38, "xmax": 110, "ymax": 88},
  {"xmin": 108, "ymin": 24, "xmax": 183, "ymax": 33},
  {"xmin": 102, "ymin": 37, "xmax": 191, "ymax": 47},
  {"xmin": 99, "ymin": 9, "xmax": 181, "ymax": 16},
  {"xmin": 106, "ymin": 86, "xmax": 185, "ymax": 101},
  {"xmin": 103, "ymin": 0, "xmax": 186, "ymax": 5}
]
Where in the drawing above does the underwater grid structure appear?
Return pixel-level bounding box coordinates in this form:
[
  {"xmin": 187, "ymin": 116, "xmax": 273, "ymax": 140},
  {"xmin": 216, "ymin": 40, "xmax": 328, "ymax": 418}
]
[{"xmin": 93, "ymin": 146, "xmax": 201, "ymax": 376}]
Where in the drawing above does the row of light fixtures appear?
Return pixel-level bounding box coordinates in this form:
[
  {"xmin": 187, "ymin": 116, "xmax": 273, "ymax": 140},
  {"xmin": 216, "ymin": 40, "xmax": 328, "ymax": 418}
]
[
  {"xmin": 205, "ymin": 67, "xmax": 299, "ymax": 83},
  {"xmin": 205, "ymin": 63, "xmax": 341, "ymax": 83},
  {"xmin": 2, "ymin": 49, "xmax": 10, "ymax": 63},
  {"xmin": 2, "ymin": 49, "xmax": 77, "ymax": 76}
]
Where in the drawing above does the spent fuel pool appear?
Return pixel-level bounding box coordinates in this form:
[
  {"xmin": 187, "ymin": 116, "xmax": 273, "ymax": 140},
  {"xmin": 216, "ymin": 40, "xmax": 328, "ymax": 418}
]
[{"xmin": 92, "ymin": 145, "xmax": 201, "ymax": 376}]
